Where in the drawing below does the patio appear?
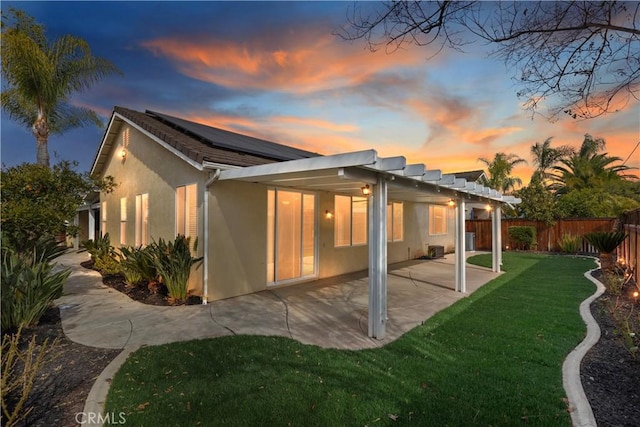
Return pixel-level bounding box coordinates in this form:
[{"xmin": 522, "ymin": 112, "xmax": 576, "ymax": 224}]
[{"xmin": 56, "ymin": 251, "xmax": 499, "ymax": 350}]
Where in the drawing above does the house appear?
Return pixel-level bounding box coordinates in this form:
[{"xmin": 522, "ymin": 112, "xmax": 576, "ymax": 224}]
[{"xmin": 83, "ymin": 107, "xmax": 519, "ymax": 338}]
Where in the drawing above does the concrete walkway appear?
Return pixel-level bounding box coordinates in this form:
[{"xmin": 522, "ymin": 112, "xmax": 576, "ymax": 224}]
[
  {"xmin": 55, "ymin": 251, "xmax": 500, "ymax": 350},
  {"xmin": 54, "ymin": 250, "xmax": 500, "ymax": 424}
]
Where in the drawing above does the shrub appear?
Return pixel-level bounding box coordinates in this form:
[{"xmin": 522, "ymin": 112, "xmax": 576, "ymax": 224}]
[
  {"xmin": 1, "ymin": 161, "xmax": 115, "ymax": 247},
  {"xmin": 118, "ymin": 246, "xmax": 157, "ymax": 285},
  {"xmin": 585, "ymin": 231, "xmax": 627, "ymax": 272},
  {"xmin": 508, "ymin": 226, "xmax": 537, "ymax": 250},
  {"xmin": 557, "ymin": 234, "xmax": 583, "ymax": 254},
  {"xmin": 83, "ymin": 233, "xmax": 120, "ymax": 275},
  {"xmin": 82, "ymin": 233, "xmax": 115, "ymax": 262},
  {"xmin": 1, "ymin": 329, "xmax": 58, "ymax": 427},
  {"xmin": 147, "ymin": 236, "xmax": 203, "ymax": 303},
  {"xmin": 1, "ymin": 246, "xmax": 69, "ymax": 333},
  {"xmin": 584, "ymin": 231, "xmax": 627, "ymax": 254}
]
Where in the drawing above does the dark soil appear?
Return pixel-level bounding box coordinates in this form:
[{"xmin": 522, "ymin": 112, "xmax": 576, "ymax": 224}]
[
  {"xmin": 580, "ymin": 272, "xmax": 640, "ymax": 427},
  {"xmin": 6, "ymin": 264, "xmax": 638, "ymax": 426},
  {"xmin": 80, "ymin": 260, "xmax": 203, "ymax": 306},
  {"xmin": 4, "ymin": 308, "xmax": 120, "ymax": 427}
]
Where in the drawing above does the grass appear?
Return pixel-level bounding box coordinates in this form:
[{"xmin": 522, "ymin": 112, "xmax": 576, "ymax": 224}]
[{"xmin": 105, "ymin": 252, "xmax": 595, "ymax": 426}]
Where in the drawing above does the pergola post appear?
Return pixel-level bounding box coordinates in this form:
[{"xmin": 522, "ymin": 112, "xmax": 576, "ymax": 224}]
[
  {"xmin": 491, "ymin": 205, "xmax": 502, "ymax": 272},
  {"xmin": 455, "ymin": 198, "xmax": 466, "ymax": 293},
  {"xmin": 368, "ymin": 174, "xmax": 387, "ymax": 339}
]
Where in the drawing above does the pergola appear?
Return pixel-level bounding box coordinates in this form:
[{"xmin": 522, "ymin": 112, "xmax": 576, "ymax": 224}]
[{"xmin": 216, "ymin": 149, "xmax": 520, "ymax": 339}]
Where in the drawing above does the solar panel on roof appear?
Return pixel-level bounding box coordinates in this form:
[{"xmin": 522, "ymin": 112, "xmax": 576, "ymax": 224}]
[{"xmin": 146, "ymin": 110, "xmax": 319, "ymax": 162}]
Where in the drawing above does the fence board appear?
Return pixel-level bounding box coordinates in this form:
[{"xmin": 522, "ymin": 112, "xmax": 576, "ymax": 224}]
[
  {"xmin": 466, "ymin": 218, "xmax": 616, "ymax": 254},
  {"xmin": 620, "ymin": 208, "xmax": 640, "ymax": 284}
]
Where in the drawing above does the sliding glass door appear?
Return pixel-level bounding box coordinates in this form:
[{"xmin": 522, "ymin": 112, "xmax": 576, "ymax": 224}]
[{"xmin": 267, "ymin": 189, "xmax": 316, "ymax": 284}]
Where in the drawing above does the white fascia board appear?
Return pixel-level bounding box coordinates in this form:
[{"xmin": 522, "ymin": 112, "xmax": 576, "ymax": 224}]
[
  {"xmin": 202, "ymin": 161, "xmax": 241, "ymax": 170},
  {"xmin": 90, "ymin": 113, "xmax": 119, "ymax": 176},
  {"xmin": 422, "ymin": 170, "xmax": 442, "ymax": 181},
  {"xmin": 219, "ymin": 149, "xmax": 378, "ymax": 181},
  {"xmin": 117, "ymin": 113, "xmax": 204, "ymax": 172}
]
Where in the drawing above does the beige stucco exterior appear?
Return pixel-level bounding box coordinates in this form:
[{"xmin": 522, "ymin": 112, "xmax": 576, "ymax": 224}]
[
  {"xmin": 100, "ymin": 123, "xmax": 205, "ymax": 295},
  {"xmin": 206, "ymin": 181, "xmax": 456, "ymax": 301},
  {"xmin": 97, "ymin": 120, "xmax": 457, "ymax": 302}
]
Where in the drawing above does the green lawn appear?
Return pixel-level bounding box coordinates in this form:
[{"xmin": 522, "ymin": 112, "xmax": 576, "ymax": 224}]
[{"xmin": 105, "ymin": 253, "xmax": 595, "ymax": 426}]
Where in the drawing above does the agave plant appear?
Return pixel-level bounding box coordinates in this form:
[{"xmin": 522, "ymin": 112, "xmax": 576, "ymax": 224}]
[
  {"xmin": 148, "ymin": 236, "xmax": 203, "ymax": 303},
  {"xmin": 584, "ymin": 231, "xmax": 627, "ymax": 272},
  {"xmin": 556, "ymin": 233, "xmax": 583, "ymax": 254}
]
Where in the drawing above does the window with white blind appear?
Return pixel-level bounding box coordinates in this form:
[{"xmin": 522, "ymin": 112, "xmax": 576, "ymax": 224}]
[
  {"xmin": 101, "ymin": 201, "xmax": 107, "ymax": 237},
  {"xmin": 135, "ymin": 193, "xmax": 149, "ymax": 246},
  {"xmin": 334, "ymin": 195, "xmax": 367, "ymax": 247},
  {"xmin": 176, "ymin": 184, "xmax": 197, "ymax": 247},
  {"xmin": 120, "ymin": 197, "xmax": 127, "ymax": 245},
  {"xmin": 429, "ymin": 205, "xmax": 447, "ymax": 235},
  {"xmin": 387, "ymin": 202, "xmax": 403, "ymax": 242}
]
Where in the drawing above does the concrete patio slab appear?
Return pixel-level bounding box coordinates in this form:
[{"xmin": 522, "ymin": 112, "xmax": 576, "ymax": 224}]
[{"xmin": 55, "ymin": 251, "xmax": 500, "ymax": 350}]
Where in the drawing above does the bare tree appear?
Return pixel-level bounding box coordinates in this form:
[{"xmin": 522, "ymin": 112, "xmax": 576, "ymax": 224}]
[{"xmin": 338, "ymin": 1, "xmax": 640, "ymax": 120}]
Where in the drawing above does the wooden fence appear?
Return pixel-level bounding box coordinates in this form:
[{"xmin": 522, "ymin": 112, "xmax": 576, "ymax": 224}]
[
  {"xmin": 466, "ymin": 218, "xmax": 616, "ymax": 254},
  {"xmin": 619, "ymin": 208, "xmax": 639, "ymax": 284}
]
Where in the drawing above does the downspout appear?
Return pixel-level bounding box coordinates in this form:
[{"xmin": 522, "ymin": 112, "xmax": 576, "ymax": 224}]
[{"xmin": 201, "ymin": 168, "xmax": 221, "ymax": 304}]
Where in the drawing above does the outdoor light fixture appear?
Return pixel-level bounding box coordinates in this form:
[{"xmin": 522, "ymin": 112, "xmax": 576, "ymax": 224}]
[
  {"xmin": 361, "ymin": 184, "xmax": 371, "ymax": 196},
  {"xmin": 485, "ymin": 204, "xmax": 492, "ymax": 211},
  {"xmin": 119, "ymin": 148, "xmax": 127, "ymax": 160},
  {"xmin": 325, "ymin": 210, "xmax": 334, "ymax": 219},
  {"xmin": 447, "ymin": 199, "xmax": 455, "ymax": 207}
]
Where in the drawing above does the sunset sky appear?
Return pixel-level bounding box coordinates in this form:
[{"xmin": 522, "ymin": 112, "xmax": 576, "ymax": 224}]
[{"xmin": 1, "ymin": 1, "xmax": 638, "ymax": 185}]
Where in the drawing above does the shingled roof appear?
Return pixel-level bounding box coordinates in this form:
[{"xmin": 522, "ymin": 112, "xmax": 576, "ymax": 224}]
[
  {"xmin": 449, "ymin": 169, "xmax": 486, "ymax": 183},
  {"xmin": 92, "ymin": 107, "xmax": 319, "ymax": 175}
]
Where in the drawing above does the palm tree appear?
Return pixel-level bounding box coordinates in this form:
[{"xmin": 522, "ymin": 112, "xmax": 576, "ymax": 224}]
[
  {"xmin": 478, "ymin": 152, "xmax": 527, "ymax": 193},
  {"xmin": 550, "ymin": 134, "xmax": 637, "ymax": 193},
  {"xmin": 1, "ymin": 9, "xmax": 121, "ymax": 167},
  {"xmin": 530, "ymin": 137, "xmax": 574, "ymax": 185}
]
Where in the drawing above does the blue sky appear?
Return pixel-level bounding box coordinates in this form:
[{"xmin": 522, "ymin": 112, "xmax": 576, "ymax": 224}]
[{"xmin": 1, "ymin": 1, "xmax": 638, "ymax": 183}]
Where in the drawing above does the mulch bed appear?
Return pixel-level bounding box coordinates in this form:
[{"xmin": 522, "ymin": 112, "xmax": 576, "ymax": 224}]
[
  {"xmin": 580, "ymin": 272, "xmax": 640, "ymax": 427},
  {"xmin": 5, "ymin": 264, "xmax": 638, "ymax": 426}
]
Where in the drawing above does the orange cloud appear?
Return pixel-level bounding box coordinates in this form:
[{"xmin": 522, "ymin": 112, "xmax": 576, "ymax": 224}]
[{"xmin": 141, "ymin": 30, "xmax": 427, "ymax": 94}]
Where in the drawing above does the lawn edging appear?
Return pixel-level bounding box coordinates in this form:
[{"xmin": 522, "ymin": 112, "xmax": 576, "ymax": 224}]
[
  {"xmin": 562, "ymin": 262, "xmax": 604, "ymax": 427},
  {"xmin": 81, "ymin": 345, "xmax": 141, "ymax": 426}
]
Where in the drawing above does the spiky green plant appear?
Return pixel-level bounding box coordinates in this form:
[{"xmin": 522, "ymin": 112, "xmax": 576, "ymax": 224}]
[
  {"xmin": 148, "ymin": 236, "xmax": 203, "ymax": 303},
  {"xmin": 584, "ymin": 231, "xmax": 627, "ymax": 272},
  {"xmin": 556, "ymin": 233, "xmax": 583, "ymax": 254},
  {"xmin": 584, "ymin": 231, "xmax": 626, "ymax": 254},
  {"xmin": 118, "ymin": 246, "xmax": 157, "ymax": 286},
  {"xmin": 1, "ymin": 246, "xmax": 69, "ymax": 333}
]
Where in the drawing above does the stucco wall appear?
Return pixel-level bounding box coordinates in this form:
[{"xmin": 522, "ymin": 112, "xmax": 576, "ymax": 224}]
[
  {"xmin": 100, "ymin": 124, "xmax": 205, "ymax": 295},
  {"xmin": 207, "ymin": 180, "xmax": 268, "ymax": 300},
  {"xmin": 205, "ymin": 184, "xmax": 456, "ymax": 301}
]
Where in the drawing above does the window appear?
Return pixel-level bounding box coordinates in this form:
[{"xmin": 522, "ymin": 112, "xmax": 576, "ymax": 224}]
[
  {"xmin": 176, "ymin": 184, "xmax": 197, "ymax": 248},
  {"xmin": 429, "ymin": 205, "xmax": 447, "ymax": 235},
  {"xmin": 135, "ymin": 193, "xmax": 149, "ymax": 246},
  {"xmin": 120, "ymin": 197, "xmax": 127, "ymax": 245},
  {"xmin": 101, "ymin": 201, "xmax": 107, "ymax": 237},
  {"xmin": 334, "ymin": 195, "xmax": 367, "ymax": 247},
  {"xmin": 387, "ymin": 202, "xmax": 403, "ymax": 242}
]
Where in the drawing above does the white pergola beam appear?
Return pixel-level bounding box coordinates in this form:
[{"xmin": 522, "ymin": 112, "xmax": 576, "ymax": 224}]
[
  {"xmin": 403, "ymin": 164, "xmax": 426, "ymax": 177},
  {"xmin": 219, "ymin": 149, "xmax": 378, "ymax": 181},
  {"xmin": 422, "ymin": 170, "xmax": 442, "ymax": 181},
  {"xmin": 371, "ymin": 156, "xmax": 406, "ymax": 171}
]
